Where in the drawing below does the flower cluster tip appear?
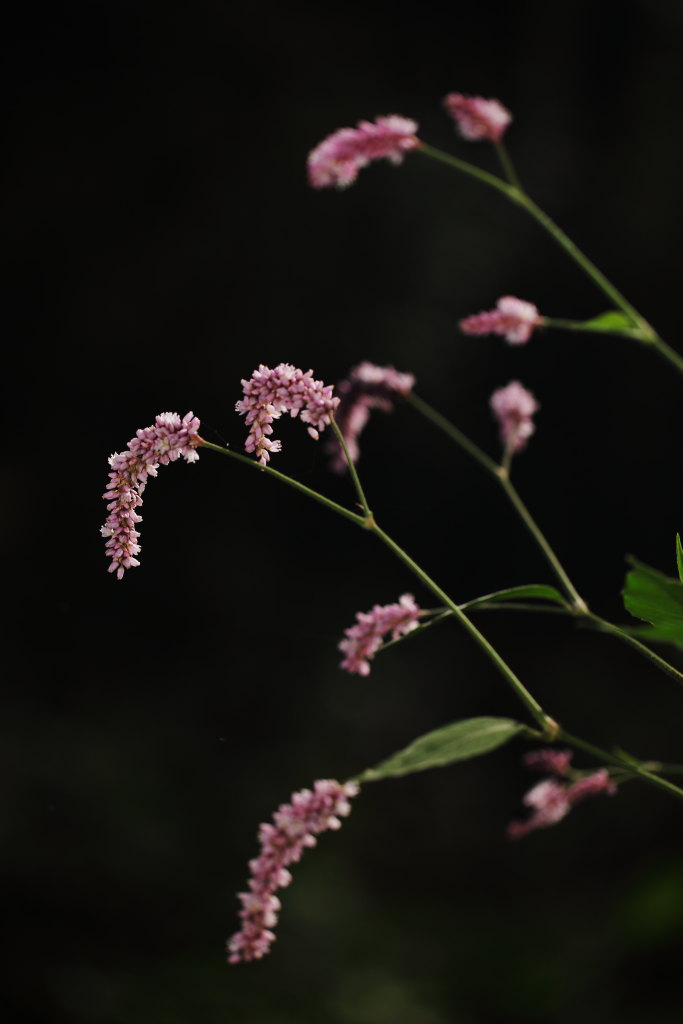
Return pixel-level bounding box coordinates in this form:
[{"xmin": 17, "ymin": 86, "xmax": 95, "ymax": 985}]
[
  {"xmin": 228, "ymin": 779, "xmax": 359, "ymax": 963},
  {"xmin": 101, "ymin": 411, "xmax": 201, "ymax": 579}
]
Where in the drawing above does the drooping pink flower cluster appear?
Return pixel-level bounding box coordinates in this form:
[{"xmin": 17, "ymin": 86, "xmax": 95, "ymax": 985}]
[
  {"xmin": 307, "ymin": 115, "xmax": 420, "ymax": 189},
  {"xmin": 490, "ymin": 381, "xmax": 539, "ymax": 454},
  {"xmin": 442, "ymin": 93, "xmax": 512, "ymax": 143},
  {"xmin": 101, "ymin": 412, "xmax": 201, "ymax": 579},
  {"xmin": 236, "ymin": 363, "xmax": 339, "ymax": 465},
  {"xmin": 228, "ymin": 778, "xmax": 359, "ymax": 963},
  {"xmin": 507, "ymin": 750, "xmax": 616, "ymax": 840},
  {"xmin": 327, "ymin": 361, "xmax": 416, "ymax": 472},
  {"xmin": 339, "ymin": 594, "xmax": 421, "ymax": 676},
  {"xmin": 459, "ymin": 296, "xmax": 543, "ymax": 345}
]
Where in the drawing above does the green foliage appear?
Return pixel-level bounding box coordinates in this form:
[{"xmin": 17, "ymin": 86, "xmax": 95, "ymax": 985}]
[
  {"xmin": 676, "ymin": 533, "xmax": 683, "ymax": 583},
  {"xmin": 359, "ymin": 717, "xmax": 524, "ymax": 782},
  {"xmin": 622, "ymin": 557, "xmax": 683, "ymax": 649},
  {"xmin": 581, "ymin": 310, "xmax": 636, "ymax": 332},
  {"xmin": 464, "ymin": 584, "xmax": 569, "ymax": 609}
]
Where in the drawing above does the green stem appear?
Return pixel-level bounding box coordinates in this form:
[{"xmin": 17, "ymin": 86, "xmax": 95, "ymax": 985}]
[
  {"xmin": 419, "ymin": 142, "xmax": 683, "ymax": 377},
  {"xmin": 558, "ymin": 730, "xmax": 683, "ymax": 802},
  {"xmin": 494, "ymin": 141, "xmax": 523, "ymax": 191},
  {"xmin": 198, "ymin": 439, "xmax": 365, "ymax": 528},
  {"xmin": 515, "ymin": 193, "xmax": 650, "ymax": 333},
  {"xmin": 585, "ymin": 613, "xmax": 683, "ymax": 688},
  {"xmin": 407, "ymin": 392, "xmax": 586, "ymax": 610},
  {"xmin": 417, "ymin": 143, "xmax": 516, "ymax": 200},
  {"xmin": 368, "ymin": 520, "xmax": 554, "ymax": 733},
  {"xmin": 406, "ymin": 392, "xmax": 499, "ymax": 474},
  {"xmin": 497, "ymin": 470, "xmax": 587, "ymax": 612},
  {"xmin": 203, "ymin": 436, "xmax": 552, "ymax": 731},
  {"xmin": 544, "ymin": 316, "xmax": 642, "ymax": 340},
  {"xmin": 330, "ymin": 418, "xmax": 372, "ymax": 518}
]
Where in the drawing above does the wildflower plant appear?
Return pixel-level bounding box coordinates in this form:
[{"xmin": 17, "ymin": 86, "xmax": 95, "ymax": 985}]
[{"xmin": 101, "ymin": 90, "xmax": 683, "ymax": 964}]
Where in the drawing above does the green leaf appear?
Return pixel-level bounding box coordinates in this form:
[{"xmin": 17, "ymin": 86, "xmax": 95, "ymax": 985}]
[
  {"xmin": 464, "ymin": 584, "xmax": 569, "ymax": 609},
  {"xmin": 581, "ymin": 310, "xmax": 636, "ymax": 332},
  {"xmin": 359, "ymin": 717, "xmax": 524, "ymax": 782},
  {"xmin": 622, "ymin": 557, "xmax": 683, "ymax": 650},
  {"xmin": 676, "ymin": 534, "xmax": 683, "ymax": 583}
]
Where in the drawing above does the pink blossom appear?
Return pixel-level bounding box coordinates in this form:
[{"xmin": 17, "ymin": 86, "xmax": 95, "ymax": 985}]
[
  {"xmin": 459, "ymin": 296, "xmax": 543, "ymax": 345},
  {"xmin": 236, "ymin": 363, "xmax": 339, "ymax": 465},
  {"xmin": 489, "ymin": 381, "xmax": 539, "ymax": 454},
  {"xmin": 522, "ymin": 748, "xmax": 573, "ymax": 776},
  {"xmin": 507, "ymin": 768, "xmax": 616, "ymax": 840},
  {"xmin": 327, "ymin": 361, "xmax": 416, "ymax": 472},
  {"xmin": 101, "ymin": 411, "xmax": 201, "ymax": 579},
  {"xmin": 228, "ymin": 778, "xmax": 359, "ymax": 963},
  {"xmin": 307, "ymin": 115, "xmax": 420, "ymax": 189},
  {"xmin": 442, "ymin": 93, "xmax": 512, "ymax": 143},
  {"xmin": 339, "ymin": 593, "xmax": 421, "ymax": 676}
]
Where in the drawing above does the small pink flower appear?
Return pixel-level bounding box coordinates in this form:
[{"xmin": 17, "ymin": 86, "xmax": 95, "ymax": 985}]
[
  {"xmin": 507, "ymin": 767, "xmax": 615, "ymax": 840},
  {"xmin": 101, "ymin": 412, "xmax": 201, "ymax": 579},
  {"xmin": 307, "ymin": 115, "xmax": 420, "ymax": 189},
  {"xmin": 236, "ymin": 363, "xmax": 339, "ymax": 465},
  {"xmin": 522, "ymin": 748, "xmax": 573, "ymax": 776},
  {"xmin": 228, "ymin": 779, "xmax": 359, "ymax": 963},
  {"xmin": 442, "ymin": 93, "xmax": 512, "ymax": 143},
  {"xmin": 459, "ymin": 296, "xmax": 543, "ymax": 345},
  {"xmin": 490, "ymin": 381, "xmax": 539, "ymax": 454},
  {"xmin": 339, "ymin": 593, "xmax": 421, "ymax": 676},
  {"xmin": 327, "ymin": 361, "xmax": 416, "ymax": 472}
]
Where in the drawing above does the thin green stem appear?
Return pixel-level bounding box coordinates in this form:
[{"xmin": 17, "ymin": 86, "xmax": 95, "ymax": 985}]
[
  {"xmin": 558, "ymin": 730, "xmax": 683, "ymax": 802},
  {"xmin": 416, "ymin": 142, "xmax": 516, "ymax": 200},
  {"xmin": 585, "ymin": 613, "xmax": 683, "ymax": 688},
  {"xmin": 368, "ymin": 520, "xmax": 554, "ymax": 733},
  {"xmin": 494, "ymin": 141, "xmax": 523, "ymax": 191},
  {"xmin": 497, "ymin": 470, "xmax": 587, "ymax": 612},
  {"xmin": 330, "ymin": 418, "xmax": 372, "ymax": 518},
  {"xmin": 419, "ymin": 142, "xmax": 683, "ymax": 377},
  {"xmin": 198, "ymin": 439, "xmax": 366, "ymax": 527},
  {"xmin": 408, "ymin": 392, "xmax": 586, "ymax": 610},
  {"xmin": 544, "ymin": 316, "xmax": 642, "ymax": 340},
  {"xmin": 406, "ymin": 392, "xmax": 499, "ymax": 475},
  {"xmin": 515, "ymin": 193, "xmax": 651, "ymax": 333}
]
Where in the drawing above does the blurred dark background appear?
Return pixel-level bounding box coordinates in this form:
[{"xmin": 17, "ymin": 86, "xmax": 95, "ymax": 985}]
[{"xmin": 3, "ymin": 1, "xmax": 683, "ymax": 1021}]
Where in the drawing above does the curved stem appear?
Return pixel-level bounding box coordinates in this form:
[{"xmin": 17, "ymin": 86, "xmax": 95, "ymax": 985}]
[
  {"xmin": 544, "ymin": 316, "xmax": 642, "ymax": 340},
  {"xmin": 494, "ymin": 141, "xmax": 523, "ymax": 191},
  {"xmin": 585, "ymin": 613, "xmax": 683, "ymax": 688},
  {"xmin": 198, "ymin": 439, "xmax": 365, "ymax": 527},
  {"xmin": 330, "ymin": 418, "xmax": 372, "ymax": 518},
  {"xmin": 497, "ymin": 470, "xmax": 587, "ymax": 612},
  {"xmin": 368, "ymin": 520, "xmax": 555, "ymax": 733},
  {"xmin": 558, "ymin": 730, "xmax": 683, "ymax": 802},
  {"xmin": 407, "ymin": 392, "xmax": 586, "ymax": 610},
  {"xmin": 416, "ymin": 143, "xmax": 516, "ymax": 200},
  {"xmin": 419, "ymin": 142, "xmax": 683, "ymax": 377}
]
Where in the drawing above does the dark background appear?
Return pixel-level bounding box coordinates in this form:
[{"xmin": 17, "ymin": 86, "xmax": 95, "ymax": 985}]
[{"xmin": 3, "ymin": 1, "xmax": 683, "ymax": 1021}]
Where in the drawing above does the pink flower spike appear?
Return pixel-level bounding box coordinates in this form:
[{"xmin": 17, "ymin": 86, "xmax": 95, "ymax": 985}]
[
  {"xmin": 507, "ymin": 764, "xmax": 616, "ymax": 840},
  {"xmin": 459, "ymin": 296, "xmax": 543, "ymax": 345},
  {"xmin": 522, "ymin": 748, "xmax": 573, "ymax": 777},
  {"xmin": 327, "ymin": 361, "xmax": 416, "ymax": 473},
  {"xmin": 339, "ymin": 593, "xmax": 421, "ymax": 676},
  {"xmin": 442, "ymin": 93, "xmax": 512, "ymax": 143},
  {"xmin": 101, "ymin": 411, "xmax": 201, "ymax": 579},
  {"xmin": 228, "ymin": 779, "xmax": 359, "ymax": 963},
  {"xmin": 490, "ymin": 381, "xmax": 539, "ymax": 455},
  {"xmin": 236, "ymin": 363, "xmax": 339, "ymax": 465},
  {"xmin": 307, "ymin": 115, "xmax": 420, "ymax": 189}
]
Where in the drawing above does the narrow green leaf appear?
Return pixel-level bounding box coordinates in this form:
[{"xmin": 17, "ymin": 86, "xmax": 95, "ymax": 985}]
[
  {"xmin": 676, "ymin": 534, "xmax": 683, "ymax": 583},
  {"xmin": 359, "ymin": 717, "xmax": 524, "ymax": 782},
  {"xmin": 622, "ymin": 557, "xmax": 683, "ymax": 650},
  {"xmin": 581, "ymin": 310, "xmax": 635, "ymax": 332},
  {"xmin": 464, "ymin": 584, "xmax": 569, "ymax": 609}
]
